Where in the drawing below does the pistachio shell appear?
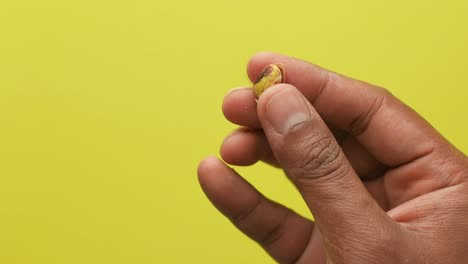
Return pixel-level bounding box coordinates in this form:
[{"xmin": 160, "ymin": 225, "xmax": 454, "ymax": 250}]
[{"xmin": 252, "ymin": 64, "xmax": 286, "ymax": 99}]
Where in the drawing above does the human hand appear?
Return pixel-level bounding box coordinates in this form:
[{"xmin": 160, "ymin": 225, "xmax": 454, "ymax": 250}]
[{"xmin": 198, "ymin": 52, "xmax": 468, "ymax": 263}]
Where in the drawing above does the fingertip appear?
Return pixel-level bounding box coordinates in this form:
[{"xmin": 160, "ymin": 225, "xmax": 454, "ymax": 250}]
[
  {"xmin": 197, "ymin": 155, "xmax": 261, "ymax": 218},
  {"xmin": 222, "ymin": 88, "xmax": 255, "ymax": 117},
  {"xmin": 247, "ymin": 51, "xmax": 280, "ymax": 82},
  {"xmin": 222, "ymin": 88, "xmax": 260, "ymax": 128},
  {"xmin": 197, "ymin": 156, "xmax": 233, "ymax": 199},
  {"xmin": 198, "ymin": 155, "xmax": 227, "ymax": 181},
  {"xmin": 198, "ymin": 155, "xmax": 222, "ymax": 174},
  {"xmin": 220, "ymin": 132, "xmax": 243, "ymax": 165},
  {"xmin": 220, "ymin": 129, "xmax": 262, "ymax": 166}
]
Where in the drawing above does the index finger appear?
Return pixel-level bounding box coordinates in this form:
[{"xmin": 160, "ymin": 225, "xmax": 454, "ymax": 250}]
[{"xmin": 247, "ymin": 52, "xmax": 440, "ymax": 167}]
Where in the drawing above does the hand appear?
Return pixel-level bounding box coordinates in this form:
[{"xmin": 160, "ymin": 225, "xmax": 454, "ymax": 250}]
[{"xmin": 197, "ymin": 52, "xmax": 468, "ymax": 263}]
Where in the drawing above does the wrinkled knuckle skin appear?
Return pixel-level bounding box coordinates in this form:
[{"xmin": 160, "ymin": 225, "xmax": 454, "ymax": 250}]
[
  {"xmin": 289, "ymin": 133, "xmax": 348, "ymax": 180},
  {"xmin": 348, "ymin": 86, "xmax": 388, "ymax": 137}
]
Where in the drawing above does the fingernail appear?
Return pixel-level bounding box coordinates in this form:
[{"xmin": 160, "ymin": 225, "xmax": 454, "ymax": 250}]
[
  {"xmin": 265, "ymin": 88, "xmax": 310, "ymax": 134},
  {"xmin": 226, "ymin": 87, "xmax": 248, "ymax": 95}
]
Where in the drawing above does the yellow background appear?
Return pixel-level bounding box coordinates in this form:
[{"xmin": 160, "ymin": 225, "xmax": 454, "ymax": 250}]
[{"xmin": 0, "ymin": 0, "xmax": 467, "ymax": 263}]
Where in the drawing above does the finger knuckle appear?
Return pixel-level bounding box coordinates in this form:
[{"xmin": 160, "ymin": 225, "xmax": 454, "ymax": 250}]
[
  {"xmin": 349, "ymin": 86, "xmax": 389, "ymax": 136},
  {"xmin": 231, "ymin": 196, "xmax": 262, "ymax": 227},
  {"xmin": 290, "ymin": 133, "xmax": 348, "ymax": 180},
  {"xmin": 259, "ymin": 211, "xmax": 289, "ymax": 247}
]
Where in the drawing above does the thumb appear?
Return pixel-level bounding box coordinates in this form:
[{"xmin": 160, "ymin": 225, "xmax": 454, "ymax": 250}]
[{"xmin": 257, "ymin": 84, "xmax": 392, "ymax": 245}]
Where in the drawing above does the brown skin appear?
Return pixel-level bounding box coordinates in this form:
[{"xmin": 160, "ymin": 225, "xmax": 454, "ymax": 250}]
[{"xmin": 198, "ymin": 52, "xmax": 468, "ymax": 263}]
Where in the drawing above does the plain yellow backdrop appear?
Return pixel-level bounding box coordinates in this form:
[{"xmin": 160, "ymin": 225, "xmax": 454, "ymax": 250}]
[{"xmin": 0, "ymin": 0, "xmax": 467, "ymax": 263}]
